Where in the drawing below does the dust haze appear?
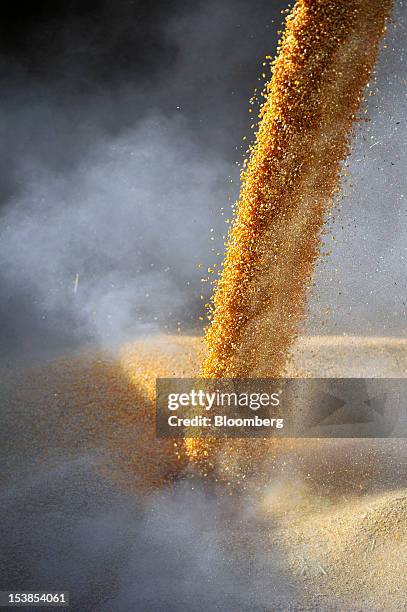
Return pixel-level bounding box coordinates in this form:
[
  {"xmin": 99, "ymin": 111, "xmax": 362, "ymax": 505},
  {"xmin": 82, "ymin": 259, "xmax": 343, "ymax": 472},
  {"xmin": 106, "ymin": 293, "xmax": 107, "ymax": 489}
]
[{"xmin": 0, "ymin": 0, "xmax": 404, "ymax": 367}]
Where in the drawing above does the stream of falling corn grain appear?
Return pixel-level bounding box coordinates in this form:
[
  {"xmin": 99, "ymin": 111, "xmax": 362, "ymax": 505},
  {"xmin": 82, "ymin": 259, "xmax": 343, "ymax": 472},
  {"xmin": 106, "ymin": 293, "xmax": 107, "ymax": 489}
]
[{"xmin": 185, "ymin": 0, "xmax": 392, "ymax": 470}]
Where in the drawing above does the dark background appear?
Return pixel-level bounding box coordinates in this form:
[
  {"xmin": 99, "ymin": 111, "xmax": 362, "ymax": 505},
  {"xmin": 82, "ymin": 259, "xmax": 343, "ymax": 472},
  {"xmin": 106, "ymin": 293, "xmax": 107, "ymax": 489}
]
[{"xmin": 0, "ymin": 0, "xmax": 289, "ymax": 364}]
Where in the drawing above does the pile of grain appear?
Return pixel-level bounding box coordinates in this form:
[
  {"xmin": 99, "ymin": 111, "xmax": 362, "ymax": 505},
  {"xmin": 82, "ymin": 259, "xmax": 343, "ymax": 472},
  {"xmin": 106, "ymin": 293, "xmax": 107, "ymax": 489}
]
[
  {"xmin": 264, "ymin": 486, "xmax": 407, "ymax": 609},
  {"xmin": 4, "ymin": 334, "xmax": 406, "ymax": 491},
  {"xmin": 4, "ymin": 337, "xmax": 406, "ymax": 608}
]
